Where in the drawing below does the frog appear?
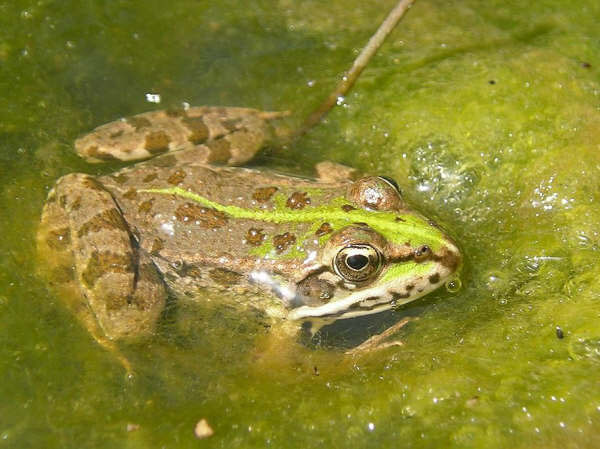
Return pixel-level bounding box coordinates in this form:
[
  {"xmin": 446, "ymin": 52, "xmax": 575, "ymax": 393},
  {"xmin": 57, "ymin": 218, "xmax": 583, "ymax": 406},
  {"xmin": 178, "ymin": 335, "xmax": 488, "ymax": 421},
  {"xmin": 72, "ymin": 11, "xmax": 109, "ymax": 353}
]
[{"xmin": 37, "ymin": 105, "xmax": 462, "ymax": 363}]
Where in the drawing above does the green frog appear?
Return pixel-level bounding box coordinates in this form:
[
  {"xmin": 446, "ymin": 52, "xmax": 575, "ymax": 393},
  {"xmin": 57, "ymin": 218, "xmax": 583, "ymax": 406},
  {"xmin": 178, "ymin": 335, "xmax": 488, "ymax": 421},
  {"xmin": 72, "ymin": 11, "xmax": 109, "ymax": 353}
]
[{"xmin": 37, "ymin": 106, "xmax": 462, "ymax": 361}]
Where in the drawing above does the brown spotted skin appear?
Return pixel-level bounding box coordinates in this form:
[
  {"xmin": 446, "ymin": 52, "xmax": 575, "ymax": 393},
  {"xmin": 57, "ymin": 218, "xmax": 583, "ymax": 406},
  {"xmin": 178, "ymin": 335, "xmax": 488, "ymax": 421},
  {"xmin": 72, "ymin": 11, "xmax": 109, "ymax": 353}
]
[
  {"xmin": 75, "ymin": 107, "xmax": 289, "ymax": 164},
  {"xmin": 100, "ymin": 159, "xmax": 354, "ymax": 300},
  {"xmin": 37, "ymin": 174, "xmax": 167, "ymax": 341},
  {"xmin": 38, "ymin": 107, "xmax": 355, "ymax": 342},
  {"xmin": 39, "ymin": 106, "xmax": 461, "ymax": 349}
]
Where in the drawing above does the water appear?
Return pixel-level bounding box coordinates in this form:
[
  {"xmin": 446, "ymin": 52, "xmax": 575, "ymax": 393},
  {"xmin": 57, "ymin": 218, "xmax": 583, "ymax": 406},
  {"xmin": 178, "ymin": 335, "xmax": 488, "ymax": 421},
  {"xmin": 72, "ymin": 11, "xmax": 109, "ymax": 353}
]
[{"xmin": 2, "ymin": 0, "xmax": 600, "ymax": 447}]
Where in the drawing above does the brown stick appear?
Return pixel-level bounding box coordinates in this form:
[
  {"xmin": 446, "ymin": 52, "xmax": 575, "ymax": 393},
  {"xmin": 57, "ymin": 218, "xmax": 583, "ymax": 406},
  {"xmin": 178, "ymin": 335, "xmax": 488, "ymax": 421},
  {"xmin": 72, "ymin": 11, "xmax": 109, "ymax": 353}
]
[{"xmin": 297, "ymin": 0, "xmax": 417, "ymax": 136}]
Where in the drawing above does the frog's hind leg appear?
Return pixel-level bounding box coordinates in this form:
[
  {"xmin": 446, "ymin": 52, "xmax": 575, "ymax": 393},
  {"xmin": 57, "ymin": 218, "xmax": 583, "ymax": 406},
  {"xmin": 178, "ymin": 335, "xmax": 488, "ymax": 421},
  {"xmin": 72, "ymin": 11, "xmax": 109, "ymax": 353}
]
[
  {"xmin": 75, "ymin": 107, "xmax": 290, "ymax": 166},
  {"xmin": 37, "ymin": 173, "xmax": 167, "ymax": 372}
]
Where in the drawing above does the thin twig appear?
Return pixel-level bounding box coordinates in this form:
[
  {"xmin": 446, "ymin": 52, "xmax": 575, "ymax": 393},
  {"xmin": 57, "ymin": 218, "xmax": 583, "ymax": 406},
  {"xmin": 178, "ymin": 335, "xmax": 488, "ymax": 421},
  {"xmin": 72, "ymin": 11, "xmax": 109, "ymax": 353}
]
[{"xmin": 297, "ymin": 0, "xmax": 417, "ymax": 137}]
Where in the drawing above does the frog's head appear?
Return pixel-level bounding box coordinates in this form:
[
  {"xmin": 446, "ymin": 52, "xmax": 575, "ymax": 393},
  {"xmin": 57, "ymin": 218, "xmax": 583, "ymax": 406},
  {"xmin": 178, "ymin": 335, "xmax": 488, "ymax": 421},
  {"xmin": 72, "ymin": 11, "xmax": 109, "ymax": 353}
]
[{"xmin": 287, "ymin": 176, "xmax": 462, "ymax": 321}]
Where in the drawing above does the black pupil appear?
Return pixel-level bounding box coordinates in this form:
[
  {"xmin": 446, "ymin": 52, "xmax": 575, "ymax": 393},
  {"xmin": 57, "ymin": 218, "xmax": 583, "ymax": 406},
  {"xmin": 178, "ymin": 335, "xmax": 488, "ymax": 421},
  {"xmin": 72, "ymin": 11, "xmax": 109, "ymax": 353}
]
[{"xmin": 346, "ymin": 254, "xmax": 369, "ymax": 270}]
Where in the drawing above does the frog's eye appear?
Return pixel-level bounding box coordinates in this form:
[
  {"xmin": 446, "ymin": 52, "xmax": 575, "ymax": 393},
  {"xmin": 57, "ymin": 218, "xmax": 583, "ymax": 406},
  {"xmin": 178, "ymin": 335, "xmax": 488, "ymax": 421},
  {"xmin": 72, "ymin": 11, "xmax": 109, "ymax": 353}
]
[
  {"xmin": 347, "ymin": 176, "xmax": 404, "ymax": 211},
  {"xmin": 334, "ymin": 244, "xmax": 382, "ymax": 283},
  {"xmin": 377, "ymin": 176, "xmax": 401, "ymax": 194}
]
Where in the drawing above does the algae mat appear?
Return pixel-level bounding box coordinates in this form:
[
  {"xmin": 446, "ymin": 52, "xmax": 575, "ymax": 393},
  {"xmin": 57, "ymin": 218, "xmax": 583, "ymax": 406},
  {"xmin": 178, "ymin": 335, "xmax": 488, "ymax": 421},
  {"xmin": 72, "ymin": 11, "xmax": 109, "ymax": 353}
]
[{"xmin": 1, "ymin": 0, "xmax": 600, "ymax": 447}]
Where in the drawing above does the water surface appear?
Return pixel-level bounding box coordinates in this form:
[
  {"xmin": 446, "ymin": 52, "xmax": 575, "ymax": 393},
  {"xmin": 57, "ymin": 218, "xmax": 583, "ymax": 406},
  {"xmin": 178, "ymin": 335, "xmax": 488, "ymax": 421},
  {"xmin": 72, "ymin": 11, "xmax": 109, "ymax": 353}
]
[{"xmin": 2, "ymin": 0, "xmax": 600, "ymax": 447}]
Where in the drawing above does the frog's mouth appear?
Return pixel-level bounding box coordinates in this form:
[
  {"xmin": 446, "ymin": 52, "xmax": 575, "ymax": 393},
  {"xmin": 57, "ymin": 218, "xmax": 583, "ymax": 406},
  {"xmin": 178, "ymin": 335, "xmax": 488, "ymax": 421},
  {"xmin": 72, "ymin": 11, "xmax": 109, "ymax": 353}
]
[
  {"xmin": 287, "ymin": 276, "xmax": 437, "ymax": 321},
  {"xmin": 249, "ymin": 265, "xmax": 455, "ymax": 322}
]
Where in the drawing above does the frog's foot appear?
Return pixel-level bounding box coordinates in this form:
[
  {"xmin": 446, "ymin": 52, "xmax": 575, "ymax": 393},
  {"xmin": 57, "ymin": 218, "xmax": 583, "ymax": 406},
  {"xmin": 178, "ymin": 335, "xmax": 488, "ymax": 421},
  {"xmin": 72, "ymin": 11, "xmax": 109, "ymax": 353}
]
[
  {"xmin": 37, "ymin": 173, "xmax": 168, "ymax": 370},
  {"xmin": 314, "ymin": 161, "xmax": 360, "ymax": 183},
  {"xmin": 75, "ymin": 106, "xmax": 290, "ymax": 165},
  {"xmin": 345, "ymin": 317, "xmax": 417, "ymax": 355}
]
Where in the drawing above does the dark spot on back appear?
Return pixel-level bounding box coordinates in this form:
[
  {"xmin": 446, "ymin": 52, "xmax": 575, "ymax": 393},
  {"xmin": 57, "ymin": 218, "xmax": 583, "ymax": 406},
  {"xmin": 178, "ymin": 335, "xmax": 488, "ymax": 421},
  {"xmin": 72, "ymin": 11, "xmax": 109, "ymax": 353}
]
[
  {"xmin": 245, "ymin": 228, "xmax": 266, "ymax": 246},
  {"xmin": 126, "ymin": 116, "xmax": 152, "ymax": 130},
  {"xmin": 143, "ymin": 173, "xmax": 158, "ymax": 183},
  {"xmin": 182, "ymin": 116, "xmax": 210, "ymax": 144},
  {"xmin": 138, "ymin": 199, "xmax": 154, "ymax": 214},
  {"xmin": 222, "ymin": 118, "xmax": 242, "ymax": 132},
  {"xmin": 341, "ymin": 204, "xmax": 356, "ymax": 212},
  {"xmin": 252, "ymin": 186, "xmax": 278, "ymax": 202},
  {"xmin": 205, "ymin": 139, "xmax": 232, "ymax": 164},
  {"xmin": 144, "ymin": 131, "xmax": 171, "ymax": 154},
  {"xmin": 429, "ymin": 273, "xmax": 440, "ymax": 284},
  {"xmin": 286, "ymin": 191, "xmax": 310, "ymax": 210},
  {"xmin": 174, "ymin": 202, "xmax": 228, "ymax": 228},
  {"xmin": 167, "ymin": 169, "xmax": 187, "ymax": 185},
  {"xmin": 123, "ymin": 189, "xmax": 137, "ymax": 200},
  {"xmin": 273, "ymin": 232, "xmax": 296, "ymax": 254},
  {"xmin": 582, "ymin": 62, "xmax": 591, "ymax": 69},
  {"xmin": 315, "ymin": 223, "xmax": 333, "ymax": 237},
  {"xmin": 395, "ymin": 216, "xmax": 406, "ymax": 222}
]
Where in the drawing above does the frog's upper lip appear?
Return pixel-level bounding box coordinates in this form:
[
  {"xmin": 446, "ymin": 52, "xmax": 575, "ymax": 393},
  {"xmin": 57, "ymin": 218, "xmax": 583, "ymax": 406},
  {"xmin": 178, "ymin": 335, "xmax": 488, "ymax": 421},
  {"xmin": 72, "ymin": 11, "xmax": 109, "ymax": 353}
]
[
  {"xmin": 288, "ymin": 273, "xmax": 446, "ymax": 321},
  {"xmin": 287, "ymin": 283, "xmax": 403, "ymax": 321}
]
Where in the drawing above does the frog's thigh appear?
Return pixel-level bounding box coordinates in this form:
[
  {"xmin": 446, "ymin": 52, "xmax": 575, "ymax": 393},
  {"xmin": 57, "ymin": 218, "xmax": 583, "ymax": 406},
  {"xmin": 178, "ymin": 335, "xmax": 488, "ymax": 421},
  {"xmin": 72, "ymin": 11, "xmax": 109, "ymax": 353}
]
[
  {"xmin": 39, "ymin": 173, "xmax": 167, "ymax": 340},
  {"xmin": 190, "ymin": 107, "xmax": 283, "ymax": 166}
]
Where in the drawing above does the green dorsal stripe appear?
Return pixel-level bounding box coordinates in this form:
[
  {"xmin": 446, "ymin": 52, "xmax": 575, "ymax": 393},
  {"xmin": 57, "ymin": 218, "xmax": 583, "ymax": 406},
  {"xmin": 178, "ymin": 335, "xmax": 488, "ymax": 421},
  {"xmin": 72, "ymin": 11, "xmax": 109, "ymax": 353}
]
[{"xmin": 139, "ymin": 186, "xmax": 447, "ymax": 248}]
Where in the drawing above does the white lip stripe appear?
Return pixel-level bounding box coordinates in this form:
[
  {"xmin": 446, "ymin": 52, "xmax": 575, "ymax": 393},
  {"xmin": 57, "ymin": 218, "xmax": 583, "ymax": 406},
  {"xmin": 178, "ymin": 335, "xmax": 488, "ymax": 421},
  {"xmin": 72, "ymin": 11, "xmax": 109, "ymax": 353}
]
[{"xmin": 287, "ymin": 274, "xmax": 440, "ymax": 320}]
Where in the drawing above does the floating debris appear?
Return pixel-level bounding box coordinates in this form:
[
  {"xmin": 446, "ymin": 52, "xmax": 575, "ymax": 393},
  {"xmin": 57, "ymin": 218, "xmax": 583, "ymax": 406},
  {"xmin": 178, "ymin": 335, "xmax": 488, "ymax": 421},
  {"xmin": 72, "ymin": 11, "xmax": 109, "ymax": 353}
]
[
  {"xmin": 194, "ymin": 418, "xmax": 214, "ymax": 439},
  {"xmin": 126, "ymin": 423, "xmax": 140, "ymax": 432}
]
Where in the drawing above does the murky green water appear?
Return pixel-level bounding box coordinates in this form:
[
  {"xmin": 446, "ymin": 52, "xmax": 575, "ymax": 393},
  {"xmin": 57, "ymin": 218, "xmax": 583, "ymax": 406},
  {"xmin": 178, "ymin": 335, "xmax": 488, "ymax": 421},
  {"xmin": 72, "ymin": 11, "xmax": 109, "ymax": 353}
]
[{"xmin": 2, "ymin": 0, "xmax": 600, "ymax": 447}]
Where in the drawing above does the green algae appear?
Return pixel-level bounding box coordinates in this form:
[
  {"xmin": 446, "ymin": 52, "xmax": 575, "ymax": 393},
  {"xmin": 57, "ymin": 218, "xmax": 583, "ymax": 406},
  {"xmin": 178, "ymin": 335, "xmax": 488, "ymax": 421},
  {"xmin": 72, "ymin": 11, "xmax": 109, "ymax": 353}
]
[{"xmin": 2, "ymin": 0, "xmax": 600, "ymax": 447}]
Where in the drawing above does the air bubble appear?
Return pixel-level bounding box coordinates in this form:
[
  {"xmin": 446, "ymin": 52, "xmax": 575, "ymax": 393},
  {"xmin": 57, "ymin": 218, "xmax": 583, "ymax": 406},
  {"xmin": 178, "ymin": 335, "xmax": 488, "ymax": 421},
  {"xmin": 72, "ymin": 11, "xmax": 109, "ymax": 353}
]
[{"xmin": 445, "ymin": 277, "xmax": 462, "ymax": 293}]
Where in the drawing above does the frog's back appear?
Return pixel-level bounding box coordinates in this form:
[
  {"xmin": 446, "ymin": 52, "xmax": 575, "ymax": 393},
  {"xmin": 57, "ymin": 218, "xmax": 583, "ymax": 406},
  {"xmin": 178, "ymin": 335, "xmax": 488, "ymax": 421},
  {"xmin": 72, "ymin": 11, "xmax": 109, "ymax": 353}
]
[{"xmin": 100, "ymin": 157, "xmax": 351, "ymax": 290}]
